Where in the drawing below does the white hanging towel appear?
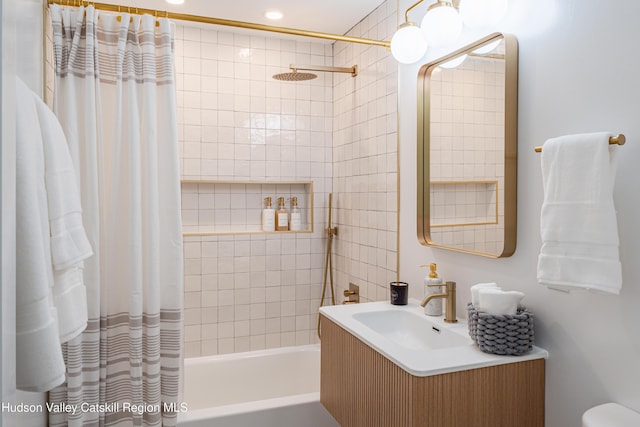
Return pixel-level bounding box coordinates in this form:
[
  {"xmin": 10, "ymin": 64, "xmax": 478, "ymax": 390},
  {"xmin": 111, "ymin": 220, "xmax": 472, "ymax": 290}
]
[
  {"xmin": 15, "ymin": 77, "xmax": 66, "ymax": 391},
  {"xmin": 33, "ymin": 92, "xmax": 93, "ymax": 342},
  {"xmin": 537, "ymin": 132, "xmax": 622, "ymax": 294}
]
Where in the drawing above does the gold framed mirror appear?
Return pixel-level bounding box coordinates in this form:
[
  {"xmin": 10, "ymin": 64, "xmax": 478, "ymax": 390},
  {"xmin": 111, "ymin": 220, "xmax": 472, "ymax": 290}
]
[{"xmin": 417, "ymin": 33, "xmax": 518, "ymax": 258}]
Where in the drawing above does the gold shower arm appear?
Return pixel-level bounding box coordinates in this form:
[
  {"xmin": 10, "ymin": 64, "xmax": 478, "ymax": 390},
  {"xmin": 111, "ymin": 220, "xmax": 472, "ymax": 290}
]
[
  {"xmin": 290, "ymin": 64, "xmax": 358, "ymax": 77},
  {"xmin": 534, "ymin": 134, "xmax": 626, "ymax": 152},
  {"xmin": 47, "ymin": 0, "xmax": 391, "ymax": 48}
]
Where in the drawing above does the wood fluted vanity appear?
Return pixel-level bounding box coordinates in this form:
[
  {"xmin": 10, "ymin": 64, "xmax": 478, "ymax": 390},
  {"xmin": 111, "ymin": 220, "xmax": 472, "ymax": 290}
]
[{"xmin": 320, "ymin": 315, "xmax": 545, "ymax": 427}]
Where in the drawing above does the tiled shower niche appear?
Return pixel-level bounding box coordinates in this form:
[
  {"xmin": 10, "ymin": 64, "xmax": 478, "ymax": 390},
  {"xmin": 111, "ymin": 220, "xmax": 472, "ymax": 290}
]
[
  {"xmin": 430, "ymin": 181, "xmax": 498, "ymax": 227},
  {"xmin": 181, "ymin": 180, "xmax": 313, "ymax": 235}
]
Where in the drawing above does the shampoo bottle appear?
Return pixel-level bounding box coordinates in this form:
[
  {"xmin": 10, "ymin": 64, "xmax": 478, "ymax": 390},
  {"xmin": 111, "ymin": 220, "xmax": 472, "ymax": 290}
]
[
  {"xmin": 289, "ymin": 197, "xmax": 302, "ymax": 231},
  {"xmin": 275, "ymin": 197, "xmax": 289, "ymax": 231},
  {"xmin": 262, "ymin": 197, "xmax": 275, "ymax": 232},
  {"xmin": 421, "ymin": 263, "xmax": 443, "ymax": 316}
]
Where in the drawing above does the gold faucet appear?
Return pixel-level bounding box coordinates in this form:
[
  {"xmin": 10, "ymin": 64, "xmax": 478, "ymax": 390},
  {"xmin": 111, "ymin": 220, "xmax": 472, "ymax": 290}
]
[{"xmin": 420, "ymin": 281, "xmax": 457, "ymax": 323}]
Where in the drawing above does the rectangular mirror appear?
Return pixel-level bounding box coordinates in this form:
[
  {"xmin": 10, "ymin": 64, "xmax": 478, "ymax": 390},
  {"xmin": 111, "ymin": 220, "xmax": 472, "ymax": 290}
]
[{"xmin": 417, "ymin": 33, "xmax": 518, "ymax": 258}]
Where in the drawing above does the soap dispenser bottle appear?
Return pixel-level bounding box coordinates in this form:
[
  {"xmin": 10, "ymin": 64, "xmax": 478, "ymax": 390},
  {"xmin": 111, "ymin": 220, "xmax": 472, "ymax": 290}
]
[
  {"xmin": 421, "ymin": 263, "xmax": 443, "ymax": 316},
  {"xmin": 289, "ymin": 197, "xmax": 302, "ymax": 231},
  {"xmin": 262, "ymin": 197, "xmax": 275, "ymax": 232},
  {"xmin": 275, "ymin": 197, "xmax": 289, "ymax": 231}
]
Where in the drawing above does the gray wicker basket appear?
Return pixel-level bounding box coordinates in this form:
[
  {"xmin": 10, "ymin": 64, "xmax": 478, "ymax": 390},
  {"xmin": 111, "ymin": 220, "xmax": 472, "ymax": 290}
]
[{"xmin": 467, "ymin": 303, "xmax": 534, "ymax": 356}]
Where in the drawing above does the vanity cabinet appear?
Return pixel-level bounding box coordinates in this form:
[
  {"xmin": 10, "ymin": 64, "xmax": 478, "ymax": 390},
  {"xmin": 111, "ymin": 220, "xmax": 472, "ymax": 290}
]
[{"xmin": 320, "ymin": 316, "xmax": 545, "ymax": 427}]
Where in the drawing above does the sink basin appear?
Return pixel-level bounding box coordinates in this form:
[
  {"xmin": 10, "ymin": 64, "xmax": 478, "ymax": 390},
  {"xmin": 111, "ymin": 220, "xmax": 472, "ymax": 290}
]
[
  {"xmin": 353, "ymin": 310, "xmax": 470, "ymax": 351},
  {"xmin": 320, "ymin": 299, "xmax": 548, "ymax": 377}
]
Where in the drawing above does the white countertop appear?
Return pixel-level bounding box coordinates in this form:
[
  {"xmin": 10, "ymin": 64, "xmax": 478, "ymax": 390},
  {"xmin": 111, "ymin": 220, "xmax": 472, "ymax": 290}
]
[{"xmin": 320, "ymin": 299, "xmax": 548, "ymax": 377}]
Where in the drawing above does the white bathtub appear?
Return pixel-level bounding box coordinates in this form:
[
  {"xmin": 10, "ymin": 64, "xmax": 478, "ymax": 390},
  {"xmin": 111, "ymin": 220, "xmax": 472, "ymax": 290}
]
[{"xmin": 177, "ymin": 344, "xmax": 338, "ymax": 427}]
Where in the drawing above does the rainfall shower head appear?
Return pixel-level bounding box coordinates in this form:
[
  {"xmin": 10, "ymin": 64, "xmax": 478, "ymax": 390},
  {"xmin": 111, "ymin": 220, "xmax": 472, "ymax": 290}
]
[
  {"xmin": 273, "ymin": 70, "xmax": 318, "ymax": 81},
  {"xmin": 272, "ymin": 64, "xmax": 358, "ymax": 81}
]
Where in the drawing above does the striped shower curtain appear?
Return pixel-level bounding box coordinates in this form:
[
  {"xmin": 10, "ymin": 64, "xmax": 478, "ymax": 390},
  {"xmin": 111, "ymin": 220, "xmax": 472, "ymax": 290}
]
[{"xmin": 49, "ymin": 5, "xmax": 183, "ymax": 426}]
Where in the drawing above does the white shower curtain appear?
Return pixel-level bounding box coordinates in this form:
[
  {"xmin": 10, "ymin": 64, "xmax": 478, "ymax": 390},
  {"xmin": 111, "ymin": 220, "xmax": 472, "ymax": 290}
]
[{"xmin": 49, "ymin": 5, "xmax": 183, "ymax": 426}]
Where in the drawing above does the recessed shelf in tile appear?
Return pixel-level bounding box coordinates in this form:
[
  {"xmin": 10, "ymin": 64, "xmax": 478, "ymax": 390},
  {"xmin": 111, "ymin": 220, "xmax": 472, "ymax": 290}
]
[
  {"xmin": 430, "ymin": 180, "xmax": 498, "ymax": 227},
  {"xmin": 181, "ymin": 180, "xmax": 314, "ymax": 236}
]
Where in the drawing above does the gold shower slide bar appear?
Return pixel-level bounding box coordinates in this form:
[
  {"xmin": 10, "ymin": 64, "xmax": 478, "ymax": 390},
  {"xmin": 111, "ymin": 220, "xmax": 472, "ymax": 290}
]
[
  {"xmin": 47, "ymin": 0, "xmax": 391, "ymax": 48},
  {"xmin": 534, "ymin": 134, "xmax": 626, "ymax": 152}
]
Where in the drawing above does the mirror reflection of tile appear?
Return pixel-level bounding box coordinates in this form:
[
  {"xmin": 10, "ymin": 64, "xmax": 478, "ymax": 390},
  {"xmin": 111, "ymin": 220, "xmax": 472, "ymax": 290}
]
[{"xmin": 428, "ymin": 38, "xmax": 506, "ymax": 255}]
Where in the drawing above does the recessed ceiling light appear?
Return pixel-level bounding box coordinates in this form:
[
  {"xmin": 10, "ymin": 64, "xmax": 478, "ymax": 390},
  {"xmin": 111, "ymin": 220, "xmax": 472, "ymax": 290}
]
[
  {"xmin": 264, "ymin": 10, "xmax": 284, "ymax": 20},
  {"xmin": 166, "ymin": 0, "xmax": 185, "ymax": 5}
]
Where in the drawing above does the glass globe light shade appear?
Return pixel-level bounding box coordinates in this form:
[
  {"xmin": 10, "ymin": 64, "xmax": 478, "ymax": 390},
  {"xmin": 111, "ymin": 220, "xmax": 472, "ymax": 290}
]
[
  {"xmin": 390, "ymin": 23, "xmax": 428, "ymax": 64},
  {"xmin": 459, "ymin": 0, "xmax": 508, "ymax": 30},
  {"xmin": 439, "ymin": 54, "xmax": 467, "ymax": 69},
  {"xmin": 421, "ymin": 2, "xmax": 463, "ymax": 47}
]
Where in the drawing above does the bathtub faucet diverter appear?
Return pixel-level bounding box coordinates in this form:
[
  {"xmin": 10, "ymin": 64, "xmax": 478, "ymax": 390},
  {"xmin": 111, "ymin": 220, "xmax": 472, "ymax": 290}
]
[{"xmin": 420, "ymin": 281, "xmax": 457, "ymax": 323}]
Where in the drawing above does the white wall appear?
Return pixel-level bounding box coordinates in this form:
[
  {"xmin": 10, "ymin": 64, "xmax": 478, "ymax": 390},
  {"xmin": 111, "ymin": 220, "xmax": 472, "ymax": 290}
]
[
  {"xmin": 1, "ymin": 1, "xmax": 18, "ymax": 426},
  {"xmin": 399, "ymin": 1, "xmax": 640, "ymax": 426},
  {"xmin": 15, "ymin": 0, "xmax": 43, "ymax": 95}
]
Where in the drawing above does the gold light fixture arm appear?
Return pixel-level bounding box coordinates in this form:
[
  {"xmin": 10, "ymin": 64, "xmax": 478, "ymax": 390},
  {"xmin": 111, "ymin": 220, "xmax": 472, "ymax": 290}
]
[
  {"xmin": 47, "ymin": 0, "xmax": 390, "ymax": 48},
  {"xmin": 534, "ymin": 134, "xmax": 626, "ymax": 152},
  {"xmin": 405, "ymin": 0, "xmax": 426, "ymax": 23}
]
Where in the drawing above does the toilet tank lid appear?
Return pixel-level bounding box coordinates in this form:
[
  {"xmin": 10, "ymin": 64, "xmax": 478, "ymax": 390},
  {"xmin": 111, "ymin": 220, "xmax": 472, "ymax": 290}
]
[{"xmin": 583, "ymin": 403, "xmax": 640, "ymax": 427}]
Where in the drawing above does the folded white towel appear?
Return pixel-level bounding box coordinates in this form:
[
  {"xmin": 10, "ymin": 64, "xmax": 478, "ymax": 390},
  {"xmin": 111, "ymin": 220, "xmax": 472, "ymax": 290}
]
[
  {"xmin": 477, "ymin": 289, "xmax": 525, "ymax": 316},
  {"xmin": 470, "ymin": 282, "xmax": 500, "ymax": 306},
  {"xmin": 15, "ymin": 77, "xmax": 66, "ymax": 391},
  {"xmin": 537, "ymin": 132, "xmax": 622, "ymax": 294},
  {"xmin": 33, "ymin": 92, "xmax": 92, "ymax": 342}
]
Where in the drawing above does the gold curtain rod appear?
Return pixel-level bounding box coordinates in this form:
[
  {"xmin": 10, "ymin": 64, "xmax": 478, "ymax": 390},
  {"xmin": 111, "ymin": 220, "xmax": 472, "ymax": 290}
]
[
  {"xmin": 47, "ymin": 0, "xmax": 391, "ymax": 48},
  {"xmin": 534, "ymin": 134, "xmax": 626, "ymax": 153}
]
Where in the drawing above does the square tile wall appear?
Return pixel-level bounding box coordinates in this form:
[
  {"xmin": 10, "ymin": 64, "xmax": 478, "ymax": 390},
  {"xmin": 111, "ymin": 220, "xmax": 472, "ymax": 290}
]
[
  {"xmin": 181, "ymin": 182, "xmax": 311, "ymax": 234},
  {"xmin": 332, "ymin": 0, "xmax": 399, "ymax": 304},
  {"xmin": 175, "ymin": 25, "xmax": 333, "ymax": 357}
]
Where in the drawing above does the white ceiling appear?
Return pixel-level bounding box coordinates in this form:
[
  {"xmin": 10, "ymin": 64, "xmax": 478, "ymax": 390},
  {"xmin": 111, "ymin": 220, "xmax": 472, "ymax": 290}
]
[{"xmin": 98, "ymin": 0, "xmax": 386, "ymax": 36}]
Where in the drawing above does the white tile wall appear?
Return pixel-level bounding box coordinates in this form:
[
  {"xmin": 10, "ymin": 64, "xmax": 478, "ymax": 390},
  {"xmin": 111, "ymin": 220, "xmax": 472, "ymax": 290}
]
[
  {"xmin": 428, "ymin": 46, "xmax": 506, "ymax": 254},
  {"xmin": 181, "ymin": 182, "xmax": 310, "ymax": 233},
  {"xmin": 332, "ymin": 0, "xmax": 399, "ymax": 304},
  {"xmin": 175, "ymin": 25, "xmax": 333, "ymax": 357}
]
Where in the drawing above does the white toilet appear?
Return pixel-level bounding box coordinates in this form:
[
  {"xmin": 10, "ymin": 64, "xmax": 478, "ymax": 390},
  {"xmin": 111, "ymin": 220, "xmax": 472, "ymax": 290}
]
[{"xmin": 582, "ymin": 403, "xmax": 640, "ymax": 427}]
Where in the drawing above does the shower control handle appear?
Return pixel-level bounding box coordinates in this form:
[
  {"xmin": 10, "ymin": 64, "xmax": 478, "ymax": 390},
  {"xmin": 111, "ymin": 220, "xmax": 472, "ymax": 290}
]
[{"xmin": 343, "ymin": 283, "xmax": 359, "ymax": 304}]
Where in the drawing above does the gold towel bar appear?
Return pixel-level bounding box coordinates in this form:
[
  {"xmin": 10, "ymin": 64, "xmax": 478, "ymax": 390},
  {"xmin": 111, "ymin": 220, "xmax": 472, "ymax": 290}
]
[{"xmin": 534, "ymin": 134, "xmax": 626, "ymax": 152}]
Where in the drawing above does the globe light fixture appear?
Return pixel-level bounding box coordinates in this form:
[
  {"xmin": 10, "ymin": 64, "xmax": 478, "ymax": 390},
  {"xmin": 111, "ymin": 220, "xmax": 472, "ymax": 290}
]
[
  {"xmin": 420, "ymin": 1, "xmax": 463, "ymax": 47},
  {"xmin": 439, "ymin": 54, "xmax": 467, "ymax": 69},
  {"xmin": 459, "ymin": 0, "xmax": 508, "ymax": 30},
  {"xmin": 390, "ymin": 0, "xmax": 508, "ymax": 64},
  {"xmin": 390, "ymin": 22, "xmax": 428, "ymax": 64},
  {"xmin": 472, "ymin": 39, "xmax": 502, "ymax": 54}
]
